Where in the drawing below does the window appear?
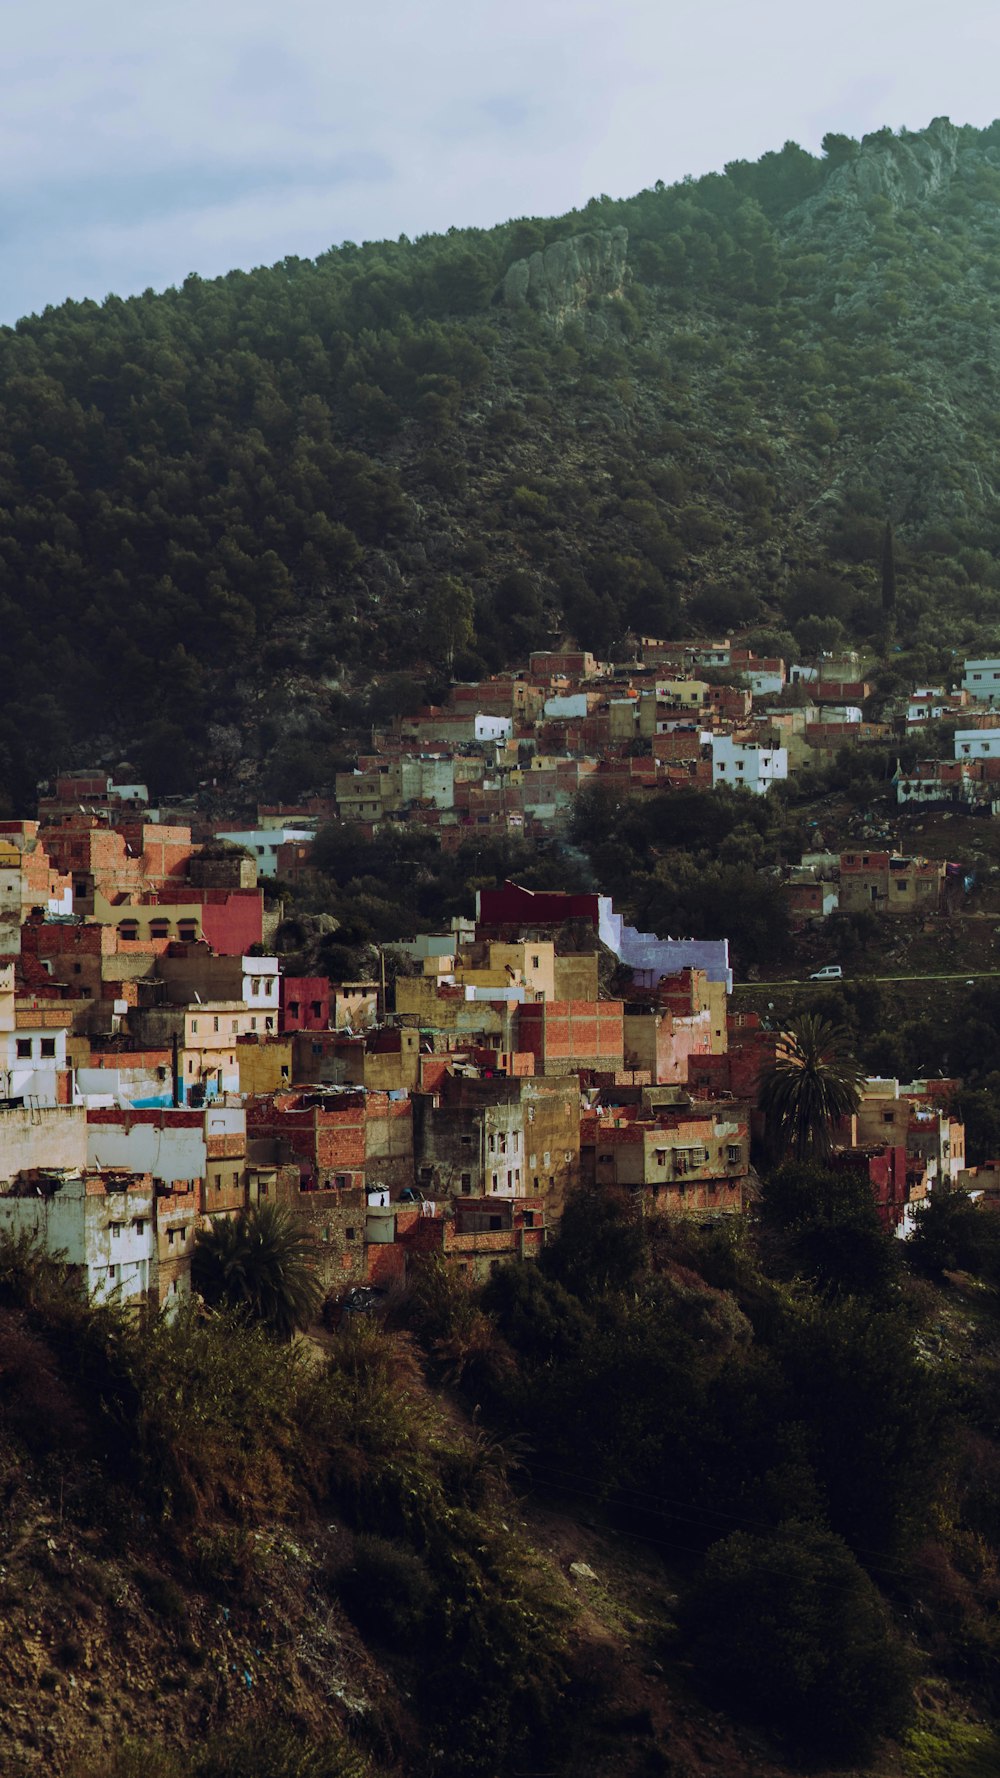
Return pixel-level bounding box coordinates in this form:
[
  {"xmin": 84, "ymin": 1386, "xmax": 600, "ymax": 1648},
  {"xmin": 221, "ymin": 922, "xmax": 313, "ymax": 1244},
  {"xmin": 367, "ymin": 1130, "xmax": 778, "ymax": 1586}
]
[
  {"xmin": 491, "ymin": 1173, "xmax": 498, "ymax": 1190},
  {"xmin": 168, "ymin": 1229, "xmax": 175, "ymax": 1246},
  {"xmin": 15, "ymin": 1038, "xmax": 31, "ymax": 1059},
  {"xmin": 461, "ymin": 1171, "xmax": 472, "ymax": 1189},
  {"xmin": 523, "ymin": 1211, "xmax": 534, "ymax": 1228},
  {"xmin": 531, "ymin": 955, "xmax": 540, "ymax": 969},
  {"xmin": 461, "ymin": 1135, "xmax": 473, "ymax": 1147},
  {"xmin": 109, "ymin": 1223, "xmax": 122, "ymax": 1238},
  {"xmin": 311, "ymin": 1001, "xmax": 322, "ymax": 1018},
  {"xmin": 251, "ymin": 1017, "xmax": 257, "ymax": 1032},
  {"xmin": 191, "ymin": 1020, "xmax": 198, "ymax": 1034},
  {"xmin": 727, "ymin": 1145, "xmax": 741, "ymax": 1163},
  {"xmin": 335, "ymin": 1174, "xmax": 348, "ymax": 1189},
  {"xmin": 233, "ymin": 1171, "xmax": 240, "ymax": 1186},
  {"xmin": 73, "ymin": 962, "xmax": 81, "ymax": 975},
  {"xmin": 213, "ymin": 1016, "xmax": 220, "ymax": 1032},
  {"xmin": 288, "ymin": 1001, "xmax": 300, "ymax": 1018},
  {"xmin": 265, "ymin": 1017, "xmax": 274, "ymax": 1032},
  {"xmin": 346, "ymin": 1227, "xmax": 356, "ymax": 1241},
  {"xmin": 40, "ymin": 1037, "xmax": 56, "ymax": 1060},
  {"xmin": 133, "ymin": 1219, "xmax": 145, "ymax": 1235}
]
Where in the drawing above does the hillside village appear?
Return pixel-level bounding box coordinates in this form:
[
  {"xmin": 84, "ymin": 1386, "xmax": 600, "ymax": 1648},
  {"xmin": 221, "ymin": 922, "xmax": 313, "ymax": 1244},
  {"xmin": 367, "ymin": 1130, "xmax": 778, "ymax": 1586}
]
[{"xmin": 4, "ymin": 633, "xmax": 1000, "ymax": 1313}]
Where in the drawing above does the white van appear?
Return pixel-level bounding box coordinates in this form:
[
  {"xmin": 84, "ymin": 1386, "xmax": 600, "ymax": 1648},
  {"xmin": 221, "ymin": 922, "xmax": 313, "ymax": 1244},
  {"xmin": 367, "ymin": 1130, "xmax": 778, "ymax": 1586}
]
[{"xmin": 809, "ymin": 964, "xmax": 843, "ymax": 981}]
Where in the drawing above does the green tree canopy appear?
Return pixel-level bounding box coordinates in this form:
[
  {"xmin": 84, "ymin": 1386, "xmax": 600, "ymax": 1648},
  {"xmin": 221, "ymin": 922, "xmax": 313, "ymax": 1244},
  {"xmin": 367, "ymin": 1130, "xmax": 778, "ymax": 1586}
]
[{"xmin": 758, "ymin": 1015, "xmax": 865, "ymax": 1163}]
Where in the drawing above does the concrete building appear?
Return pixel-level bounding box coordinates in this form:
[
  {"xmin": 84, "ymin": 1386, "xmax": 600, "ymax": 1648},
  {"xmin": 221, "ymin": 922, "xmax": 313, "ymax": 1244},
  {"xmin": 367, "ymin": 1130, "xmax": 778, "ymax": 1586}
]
[
  {"xmin": 955, "ymin": 728, "xmax": 1000, "ymax": 760},
  {"xmin": 413, "ymin": 1071, "xmax": 580, "ymax": 1214},
  {"xmin": 961, "ymin": 659, "xmax": 1000, "ymax": 704},
  {"xmin": 585, "ymin": 1109, "xmax": 750, "ymax": 1214},
  {"xmin": 839, "ymin": 852, "xmax": 946, "ymax": 916},
  {"xmin": 214, "ymin": 829, "xmax": 313, "ymax": 877},
  {"xmin": 710, "ymin": 735, "xmax": 788, "ymax": 795},
  {"xmin": 0, "ymin": 1168, "xmax": 156, "ymax": 1306}
]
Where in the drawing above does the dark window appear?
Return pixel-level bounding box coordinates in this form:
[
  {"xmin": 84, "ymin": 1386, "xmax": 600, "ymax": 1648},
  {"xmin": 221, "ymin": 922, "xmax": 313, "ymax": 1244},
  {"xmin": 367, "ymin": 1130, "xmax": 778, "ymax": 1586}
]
[
  {"xmin": 15, "ymin": 1038, "xmax": 31, "ymax": 1059},
  {"xmin": 311, "ymin": 1001, "xmax": 322, "ymax": 1018},
  {"xmin": 39, "ymin": 1038, "xmax": 56, "ymax": 1059},
  {"xmin": 346, "ymin": 1226, "xmax": 356, "ymax": 1240},
  {"xmin": 489, "ymin": 1215, "xmax": 502, "ymax": 1230},
  {"xmin": 461, "ymin": 1171, "xmax": 472, "ymax": 1188}
]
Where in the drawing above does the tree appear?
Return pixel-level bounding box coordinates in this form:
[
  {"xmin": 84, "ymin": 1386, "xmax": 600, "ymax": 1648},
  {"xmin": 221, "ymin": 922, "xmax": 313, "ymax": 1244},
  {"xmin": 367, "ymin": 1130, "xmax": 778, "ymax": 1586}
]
[
  {"xmin": 757, "ymin": 1161, "xmax": 899, "ymax": 1299},
  {"xmin": 192, "ymin": 1203, "xmax": 323, "ymax": 1339},
  {"xmin": 422, "ymin": 574, "xmax": 474, "ymax": 674},
  {"xmin": 758, "ymin": 1015, "xmax": 864, "ymax": 1163},
  {"xmin": 881, "ymin": 519, "xmax": 897, "ymax": 615},
  {"xmin": 684, "ymin": 1522, "xmax": 912, "ymax": 1762}
]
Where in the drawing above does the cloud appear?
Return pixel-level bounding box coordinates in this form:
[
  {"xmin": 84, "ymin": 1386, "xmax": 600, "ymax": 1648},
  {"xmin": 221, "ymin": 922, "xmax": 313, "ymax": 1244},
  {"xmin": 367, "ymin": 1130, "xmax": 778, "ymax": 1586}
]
[{"xmin": 0, "ymin": 0, "xmax": 998, "ymax": 322}]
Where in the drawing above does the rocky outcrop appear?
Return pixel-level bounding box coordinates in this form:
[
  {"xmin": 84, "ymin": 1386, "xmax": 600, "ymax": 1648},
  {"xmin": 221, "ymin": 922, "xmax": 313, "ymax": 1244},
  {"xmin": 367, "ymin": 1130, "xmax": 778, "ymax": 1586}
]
[
  {"xmin": 501, "ymin": 226, "xmax": 628, "ymax": 320},
  {"xmin": 827, "ymin": 115, "xmax": 961, "ymax": 209}
]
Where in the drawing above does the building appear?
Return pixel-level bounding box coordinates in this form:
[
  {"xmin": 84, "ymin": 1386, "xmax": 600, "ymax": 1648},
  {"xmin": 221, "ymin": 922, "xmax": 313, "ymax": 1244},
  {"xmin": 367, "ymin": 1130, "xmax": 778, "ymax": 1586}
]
[
  {"xmin": 839, "ymin": 852, "xmax": 946, "ymax": 916},
  {"xmin": 0, "ymin": 1168, "xmax": 157, "ymax": 1306},
  {"xmin": 961, "ymin": 658, "xmax": 1000, "ymax": 704},
  {"xmin": 413, "ymin": 1070, "xmax": 580, "ymax": 1214},
  {"xmin": 710, "ymin": 735, "xmax": 788, "ymax": 795}
]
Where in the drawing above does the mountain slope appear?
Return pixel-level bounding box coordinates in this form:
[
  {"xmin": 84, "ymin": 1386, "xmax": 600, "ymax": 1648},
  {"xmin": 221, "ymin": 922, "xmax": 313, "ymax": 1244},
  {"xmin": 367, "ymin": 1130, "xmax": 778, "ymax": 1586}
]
[{"xmin": 4, "ymin": 116, "xmax": 1000, "ymax": 799}]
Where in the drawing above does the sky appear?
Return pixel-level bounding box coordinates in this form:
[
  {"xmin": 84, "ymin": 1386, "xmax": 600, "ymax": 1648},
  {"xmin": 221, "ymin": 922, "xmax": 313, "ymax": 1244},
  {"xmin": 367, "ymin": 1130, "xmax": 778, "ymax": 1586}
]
[{"xmin": 2, "ymin": 0, "xmax": 999, "ymax": 324}]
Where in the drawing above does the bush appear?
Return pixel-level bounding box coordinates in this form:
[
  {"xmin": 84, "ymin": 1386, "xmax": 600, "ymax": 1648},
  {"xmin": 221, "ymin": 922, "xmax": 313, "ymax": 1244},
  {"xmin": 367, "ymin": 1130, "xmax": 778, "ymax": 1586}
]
[
  {"xmin": 336, "ymin": 1534, "xmax": 434, "ymax": 1645},
  {"xmin": 684, "ymin": 1523, "xmax": 913, "ymax": 1762}
]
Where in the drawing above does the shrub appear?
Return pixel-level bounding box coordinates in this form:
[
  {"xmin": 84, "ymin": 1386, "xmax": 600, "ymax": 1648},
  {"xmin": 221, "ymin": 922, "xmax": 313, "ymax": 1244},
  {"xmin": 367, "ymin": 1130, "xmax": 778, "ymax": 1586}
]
[
  {"xmin": 684, "ymin": 1523, "xmax": 913, "ymax": 1762},
  {"xmin": 336, "ymin": 1534, "xmax": 434, "ymax": 1645}
]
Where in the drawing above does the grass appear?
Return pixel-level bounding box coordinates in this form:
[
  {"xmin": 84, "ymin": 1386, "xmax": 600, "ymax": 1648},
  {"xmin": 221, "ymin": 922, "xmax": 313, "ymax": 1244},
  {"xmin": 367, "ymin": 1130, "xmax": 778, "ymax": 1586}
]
[{"xmin": 902, "ymin": 1710, "xmax": 1000, "ymax": 1778}]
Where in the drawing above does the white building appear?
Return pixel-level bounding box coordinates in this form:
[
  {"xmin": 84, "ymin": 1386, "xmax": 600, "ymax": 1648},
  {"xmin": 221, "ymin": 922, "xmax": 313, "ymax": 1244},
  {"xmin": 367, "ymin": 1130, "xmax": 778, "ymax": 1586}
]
[
  {"xmin": 907, "ymin": 689, "xmax": 947, "ymax": 724},
  {"xmin": 543, "ymin": 694, "xmax": 589, "ymax": 719},
  {"xmin": 746, "ymin": 668, "xmax": 785, "ymax": 697},
  {"xmin": 710, "ymin": 735, "xmax": 788, "ymax": 795},
  {"xmin": 598, "ymin": 901, "xmax": 733, "ymax": 992},
  {"xmin": 0, "ymin": 1169, "xmax": 156, "ymax": 1306},
  {"xmin": 962, "ymin": 659, "xmax": 1000, "ymax": 704},
  {"xmin": 0, "ymin": 998, "xmax": 68, "ymax": 1106},
  {"xmin": 474, "ymin": 714, "xmax": 513, "ymax": 742},
  {"xmin": 954, "ymin": 729, "xmax": 1000, "ymax": 760}
]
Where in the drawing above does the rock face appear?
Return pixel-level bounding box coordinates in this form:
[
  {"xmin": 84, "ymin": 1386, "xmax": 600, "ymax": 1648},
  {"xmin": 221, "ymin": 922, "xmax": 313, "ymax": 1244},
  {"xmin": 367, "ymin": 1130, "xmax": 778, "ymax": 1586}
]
[
  {"xmin": 501, "ymin": 226, "xmax": 628, "ymax": 320},
  {"xmin": 829, "ymin": 115, "xmax": 960, "ymax": 208}
]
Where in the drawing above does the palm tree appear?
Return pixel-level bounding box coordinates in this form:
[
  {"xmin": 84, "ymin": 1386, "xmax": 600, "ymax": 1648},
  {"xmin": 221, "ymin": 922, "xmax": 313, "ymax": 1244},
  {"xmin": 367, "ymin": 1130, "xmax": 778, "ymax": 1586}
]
[
  {"xmin": 758, "ymin": 1015, "xmax": 865, "ymax": 1164},
  {"xmin": 192, "ymin": 1202, "xmax": 323, "ymax": 1339}
]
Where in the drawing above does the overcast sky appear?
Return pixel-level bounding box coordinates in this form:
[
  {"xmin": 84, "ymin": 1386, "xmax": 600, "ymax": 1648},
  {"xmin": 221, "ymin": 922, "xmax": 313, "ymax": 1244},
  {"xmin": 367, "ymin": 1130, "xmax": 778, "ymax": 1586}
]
[{"xmin": 2, "ymin": 0, "xmax": 998, "ymax": 324}]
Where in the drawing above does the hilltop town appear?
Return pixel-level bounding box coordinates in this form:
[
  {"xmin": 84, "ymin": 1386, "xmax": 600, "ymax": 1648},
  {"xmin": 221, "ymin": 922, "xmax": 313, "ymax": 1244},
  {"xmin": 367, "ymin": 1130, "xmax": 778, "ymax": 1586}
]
[{"xmin": 5, "ymin": 632, "xmax": 1000, "ymax": 1307}]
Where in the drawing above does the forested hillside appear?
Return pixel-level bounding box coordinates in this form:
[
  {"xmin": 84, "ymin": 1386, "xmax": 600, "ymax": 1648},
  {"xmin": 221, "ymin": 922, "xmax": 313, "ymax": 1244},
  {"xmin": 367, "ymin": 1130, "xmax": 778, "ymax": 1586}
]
[
  {"xmin": 5, "ymin": 114, "xmax": 1000, "ymax": 801},
  {"xmin": 5, "ymin": 1188, "xmax": 1000, "ymax": 1778}
]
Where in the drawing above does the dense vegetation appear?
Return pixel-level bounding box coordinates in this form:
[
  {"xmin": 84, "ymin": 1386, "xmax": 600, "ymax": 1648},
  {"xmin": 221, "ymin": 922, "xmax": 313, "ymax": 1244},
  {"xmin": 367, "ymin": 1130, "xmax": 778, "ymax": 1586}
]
[
  {"xmin": 8, "ymin": 118, "xmax": 1000, "ymax": 802},
  {"xmin": 6, "ymin": 1168, "xmax": 1000, "ymax": 1776}
]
